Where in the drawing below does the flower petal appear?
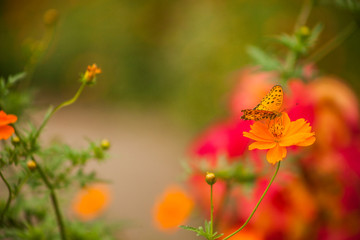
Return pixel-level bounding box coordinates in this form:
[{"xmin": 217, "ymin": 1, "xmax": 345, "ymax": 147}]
[
  {"xmin": 297, "ymin": 136, "xmax": 316, "ymax": 146},
  {"xmin": 249, "ymin": 141, "xmax": 276, "ymax": 150},
  {"xmin": 266, "ymin": 144, "xmax": 286, "ymax": 164},
  {"xmin": 0, "ymin": 125, "xmax": 15, "ymax": 140},
  {"xmin": 286, "ymin": 119, "xmax": 312, "ymax": 137},
  {"xmin": 279, "ymin": 132, "xmax": 315, "ymax": 147},
  {"xmin": 282, "ymin": 147, "xmax": 287, "ymax": 158},
  {"xmin": 245, "ymin": 122, "xmax": 274, "ymax": 140},
  {"xmin": 0, "ymin": 111, "xmax": 17, "ymax": 126},
  {"xmin": 243, "ymin": 131, "xmax": 273, "ymax": 142},
  {"xmin": 281, "ymin": 112, "xmax": 291, "ymax": 131}
]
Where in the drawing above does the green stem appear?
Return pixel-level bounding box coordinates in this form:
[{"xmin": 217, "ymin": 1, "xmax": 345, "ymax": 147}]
[
  {"xmin": 281, "ymin": 51, "xmax": 298, "ymax": 84},
  {"xmin": 12, "ymin": 122, "xmax": 67, "ymax": 239},
  {"xmin": 34, "ymin": 82, "xmax": 86, "ymax": 140},
  {"xmin": 0, "ymin": 170, "xmax": 12, "ymax": 224},
  {"xmin": 32, "ymin": 157, "xmax": 67, "ymax": 240},
  {"xmin": 210, "ymin": 184, "xmax": 214, "ymax": 238},
  {"xmin": 307, "ymin": 21, "xmax": 358, "ymax": 63},
  {"xmin": 22, "ymin": 26, "xmax": 57, "ymax": 88},
  {"xmin": 13, "ymin": 173, "xmax": 30, "ymax": 197},
  {"xmin": 281, "ymin": 0, "xmax": 313, "ymax": 84},
  {"xmin": 222, "ymin": 162, "xmax": 281, "ymax": 240}
]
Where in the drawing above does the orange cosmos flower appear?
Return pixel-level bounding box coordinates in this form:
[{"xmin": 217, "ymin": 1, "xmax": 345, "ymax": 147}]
[
  {"xmin": 72, "ymin": 184, "xmax": 111, "ymax": 221},
  {"xmin": 83, "ymin": 64, "xmax": 101, "ymax": 84},
  {"xmin": 243, "ymin": 112, "xmax": 315, "ymax": 164},
  {"xmin": 153, "ymin": 185, "xmax": 194, "ymax": 231},
  {"xmin": 0, "ymin": 110, "xmax": 18, "ymax": 140}
]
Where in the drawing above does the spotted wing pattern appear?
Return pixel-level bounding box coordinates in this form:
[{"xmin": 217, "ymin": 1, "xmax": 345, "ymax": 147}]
[
  {"xmin": 254, "ymin": 85, "xmax": 283, "ymax": 111},
  {"xmin": 240, "ymin": 109, "xmax": 278, "ymax": 121},
  {"xmin": 241, "ymin": 85, "xmax": 283, "ymax": 121}
]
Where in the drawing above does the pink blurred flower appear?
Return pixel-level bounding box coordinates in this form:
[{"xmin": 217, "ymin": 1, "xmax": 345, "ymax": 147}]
[
  {"xmin": 309, "ymin": 77, "xmax": 359, "ymax": 129},
  {"xmin": 233, "ymin": 172, "xmax": 317, "ymax": 239},
  {"xmin": 286, "ymin": 79, "xmax": 315, "ymax": 125},
  {"xmin": 230, "ymin": 68, "xmax": 277, "ymax": 117},
  {"xmin": 187, "ymin": 66, "xmax": 360, "ymax": 239},
  {"xmin": 189, "ymin": 119, "xmax": 251, "ymax": 166}
]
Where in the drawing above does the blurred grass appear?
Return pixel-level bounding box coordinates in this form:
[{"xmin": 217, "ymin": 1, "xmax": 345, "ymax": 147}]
[{"xmin": 0, "ymin": 0, "xmax": 359, "ymax": 130}]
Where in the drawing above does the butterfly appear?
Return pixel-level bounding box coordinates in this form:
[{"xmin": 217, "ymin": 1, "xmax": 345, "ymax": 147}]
[{"xmin": 240, "ymin": 85, "xmax": 283, "ymax": 121}]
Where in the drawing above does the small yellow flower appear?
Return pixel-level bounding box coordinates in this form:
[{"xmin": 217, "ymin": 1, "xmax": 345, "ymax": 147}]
[
  {"xmin": 83, "ymin": 64, "xmax": 101, "ymax": 84},
  {"xmin": 243, "ymin": 112, "xmax": 315, "ymax": 164}
]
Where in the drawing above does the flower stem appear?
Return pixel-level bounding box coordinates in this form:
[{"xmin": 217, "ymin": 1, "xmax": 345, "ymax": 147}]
[
  {"xmin": 32, "ymin": 157, "xmax": 67, "ymax": 240},
  {"xmin": 34, "ymin": 81, "xmax": 86, "ymax": 140},
  {"xmin": 294, "ymin": 0, "xmax": 313, "ymax": 31},
  {"xmin": 307, "ymin": 21, "xmax": 358, "ymax": 63},
  {"xmin": 0, "ymin": 170, "xmax": 12, "ymax": 224},
  {"xmin": 210, "ymin": 184, "xmax": 214, "ymax": 238},
  {"xmin": 12, "ymin": 123, "xmax": 67, "ymax": 239},
  {"xmin": 222, "ymin": 162, "xmax": 281, "ymax": 240}
]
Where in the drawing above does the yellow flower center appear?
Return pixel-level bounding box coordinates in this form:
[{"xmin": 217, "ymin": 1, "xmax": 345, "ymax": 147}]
[{"xmin": 269, "ymin": 120, "xmax": 284, "ymax": 139}]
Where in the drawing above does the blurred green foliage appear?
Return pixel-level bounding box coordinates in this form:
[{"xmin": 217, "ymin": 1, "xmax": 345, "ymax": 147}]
[{"xmin": 0, "ymin": 0, "xmax": 359, "ymax": 129}]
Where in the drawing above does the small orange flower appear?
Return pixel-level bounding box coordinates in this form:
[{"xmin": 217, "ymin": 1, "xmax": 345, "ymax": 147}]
[
  {"xmin": 72, "ymin": 184, "xmax": 111, "ymax": 221},
  {"xmin": 243, "ymin": 112, "xmax": 315, "ymax": 164},
  {"xmin": 83, "ymin": 64, "xmax": 101, "ymax": 83},
  {"xmin": 153, "ymin": 186, "xmax": 194, "ymax": 231},
  {"xmin": 0, "ymin": 110, "xmax": 18, "ymax": 140}
]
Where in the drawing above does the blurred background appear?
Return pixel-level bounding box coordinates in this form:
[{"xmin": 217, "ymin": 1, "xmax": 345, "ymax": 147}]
[{"xmin": 1, "ymin": 0, "xmax": 360, "ymax": 239}]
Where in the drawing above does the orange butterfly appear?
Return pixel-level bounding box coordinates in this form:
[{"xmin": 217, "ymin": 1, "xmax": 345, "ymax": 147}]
[{"xmin": 241, "ymin": 85, "xmax": 283, "ymax": 121}]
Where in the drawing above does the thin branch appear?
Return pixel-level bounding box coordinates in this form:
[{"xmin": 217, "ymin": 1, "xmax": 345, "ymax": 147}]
[
  {"xmin": 307, "ymin": 21, "xmax": 358, "ymax": 63},
  {"xmin": 222, "ymin": 162, "xmax": 281, "ymax": 240},
  {"xmin": 0, "ymin": 170, "xmax": 12, "ymax": 224},
  {"xmin": 31, "ymin": 156, "xmax": 67, "ymax": 240},
  {"xmin": 294, "ymin": 0, "xmax": 313, "ymax": 31}
]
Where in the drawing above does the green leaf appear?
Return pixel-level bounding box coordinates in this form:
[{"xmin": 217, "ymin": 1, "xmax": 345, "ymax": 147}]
[
  {"xmin": 7, "ymin": 72, "xmax": 26, "ymax": 87},
  {"xmin": 308, "ymin": 23, "xmax": 323, "ymax": 47},
  {"xmin": 247, "ymin": 46, "xmax": 282, "ymax": 71},
  {"xmin": 274, "ymin": 34, "xmax": 298, "ymax": 50},
  {"xmin": 180, "ymin": 225, "xmax": 200, "ymax": 232},
  {"xmin": 180, "ymin": 221, "xmax": 224, "ymax": 240}
]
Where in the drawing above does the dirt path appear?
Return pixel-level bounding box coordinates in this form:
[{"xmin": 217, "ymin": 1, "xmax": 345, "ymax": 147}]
[{"xmin": 31, "ymin": 104, "xmax": 196, "ymax": 239}]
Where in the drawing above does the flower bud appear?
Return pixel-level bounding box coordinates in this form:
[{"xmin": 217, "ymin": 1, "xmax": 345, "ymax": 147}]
[
  {"xmin": 299, "ymin": 26, "xmax": 310, "ymax": 37},
  {"xmin": 27, "ymin": 160, "xmax": 37, "ymax": 171},
  {"xmin": 11, "ymin": 136, "xmax": 20, "ymax": 145},
  {"xmin": 100, "ymin": 139, "xmax": 110, "ymax": 150},
  {"xmin": 82, "ymin": 64, "xmax": 101, "ymax": 85},
  {"xmin": 43, "ymin": 9, "xmax": 59, "ymax": 27},
  {"xmin": 205, "ymin": 172, "xmax": 216, "ymax": 185}
]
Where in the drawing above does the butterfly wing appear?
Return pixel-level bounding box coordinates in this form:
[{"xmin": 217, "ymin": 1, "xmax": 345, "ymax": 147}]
[
  {"xmin": 254, "ymin": 85, "xmax": 283, "ymax": 112},
  {"xmin": 240, "ymin": 109, "xmax": 278, "ymax": 121}
]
